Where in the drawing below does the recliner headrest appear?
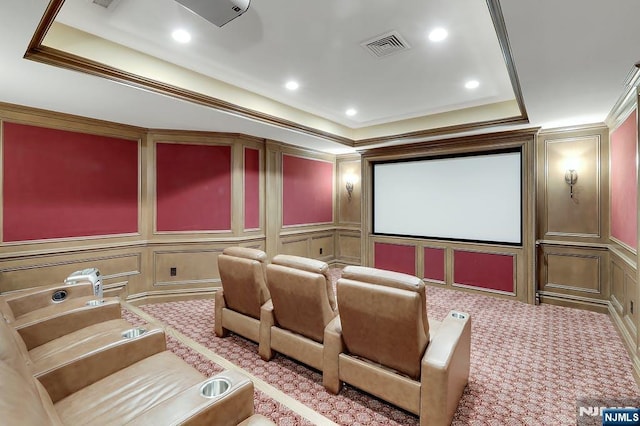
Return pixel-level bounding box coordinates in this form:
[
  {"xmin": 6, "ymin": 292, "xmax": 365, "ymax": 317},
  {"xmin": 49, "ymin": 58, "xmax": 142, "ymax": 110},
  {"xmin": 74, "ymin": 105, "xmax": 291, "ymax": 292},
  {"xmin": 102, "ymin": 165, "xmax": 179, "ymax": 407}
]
[
  {"xmin": 222, "ymin": 247, "xmax": 267, "ymax": 263},
  {"xmin": 271, "ymin": 255, "xmax": 328, "ymax": 275},
  {"xmin": 342, "ymin": 265, "xmax": 424, "ymax": 293}
]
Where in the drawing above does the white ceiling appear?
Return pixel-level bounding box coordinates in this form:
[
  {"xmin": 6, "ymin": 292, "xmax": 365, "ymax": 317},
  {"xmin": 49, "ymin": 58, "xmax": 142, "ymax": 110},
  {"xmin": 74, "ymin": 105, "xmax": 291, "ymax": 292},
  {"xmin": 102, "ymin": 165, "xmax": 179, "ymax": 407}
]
[
  {"xmin": 1, "ymin": 1, "xmax": 639, "ymax": 154},
  {"xmin": 55, "ymin": 0, "xmax": 515, "ymax": 128}
]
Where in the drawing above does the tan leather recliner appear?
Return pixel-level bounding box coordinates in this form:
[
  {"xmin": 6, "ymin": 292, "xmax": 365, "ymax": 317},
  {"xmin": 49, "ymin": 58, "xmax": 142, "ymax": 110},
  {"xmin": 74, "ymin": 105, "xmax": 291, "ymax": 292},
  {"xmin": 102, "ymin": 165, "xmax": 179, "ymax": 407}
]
[
  {"xmin": 323, "ymin": 266, "xmax": 471, "ymax": 426},
  {"xmin": 0, "ymin": 305, "xmax": 275, "ymax": 425},
  {"xmin": 259, "ymin": 254, "xmax": 337, "ymax": 371},
  {"xmin": 215, "ymin": 247, "xmax": 270, "ymax": 343}
]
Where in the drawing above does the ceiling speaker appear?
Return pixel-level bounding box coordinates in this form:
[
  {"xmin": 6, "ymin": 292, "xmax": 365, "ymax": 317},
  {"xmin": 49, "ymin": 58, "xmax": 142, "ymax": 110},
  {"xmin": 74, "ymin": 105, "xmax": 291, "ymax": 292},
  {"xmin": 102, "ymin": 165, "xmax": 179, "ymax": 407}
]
[{"xmin": 175, "ymin": 0, "xmax": 250, "ymax": 27}]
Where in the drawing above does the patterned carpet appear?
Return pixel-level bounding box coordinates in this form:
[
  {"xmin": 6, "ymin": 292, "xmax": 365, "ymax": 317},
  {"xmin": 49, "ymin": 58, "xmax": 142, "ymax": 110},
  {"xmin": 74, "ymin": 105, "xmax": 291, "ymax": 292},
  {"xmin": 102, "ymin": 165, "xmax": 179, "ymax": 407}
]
[{"xmin": 126, "ymin": 276, "xmax": 640, "ymax": 425}]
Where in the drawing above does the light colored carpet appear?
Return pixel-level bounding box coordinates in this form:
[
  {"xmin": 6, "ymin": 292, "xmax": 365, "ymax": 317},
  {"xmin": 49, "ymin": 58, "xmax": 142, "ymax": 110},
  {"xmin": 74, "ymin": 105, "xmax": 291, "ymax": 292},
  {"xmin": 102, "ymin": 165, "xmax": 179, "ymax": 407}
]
[{"xmin": 129, "ymin": 277, "xmax": 640, "ymax": 425}]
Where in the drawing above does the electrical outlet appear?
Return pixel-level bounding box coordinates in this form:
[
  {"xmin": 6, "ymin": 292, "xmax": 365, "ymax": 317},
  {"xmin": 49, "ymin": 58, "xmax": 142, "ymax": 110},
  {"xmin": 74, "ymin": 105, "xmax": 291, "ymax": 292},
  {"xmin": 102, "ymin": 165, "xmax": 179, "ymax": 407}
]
[{"xmin": 170, "ymin": 267, "xmax": 177, "ymax": 277}]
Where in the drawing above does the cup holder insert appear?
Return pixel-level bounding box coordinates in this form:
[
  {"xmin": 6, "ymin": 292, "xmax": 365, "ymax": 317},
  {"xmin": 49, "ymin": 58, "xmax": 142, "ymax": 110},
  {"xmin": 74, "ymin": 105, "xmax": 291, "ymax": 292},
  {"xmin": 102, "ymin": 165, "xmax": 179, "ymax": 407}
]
[
  {"xmin": 121, "ymin": 327, "xmax": 148, "ymax": 339},
  {"xmin": 51, "ymin": 290, "xmax": 68, "ymax": 303},
  {"xmin": 200, "ymin": 378, "xmax": 231, "ymax": 398},
  {"xmin": 85, "ymin": 299, "xmax": 105, "ymax": 307}
]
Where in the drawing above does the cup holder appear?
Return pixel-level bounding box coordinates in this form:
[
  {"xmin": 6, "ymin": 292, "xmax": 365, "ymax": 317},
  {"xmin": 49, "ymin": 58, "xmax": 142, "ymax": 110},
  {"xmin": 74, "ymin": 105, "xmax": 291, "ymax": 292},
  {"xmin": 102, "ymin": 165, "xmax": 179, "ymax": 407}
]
[
  {"xmin": 121, "ymin": 327, "xmax": 148, "ymax": 339},
  {"xmin": 51, "ymin": 290, "xmax": 68, "ymax": 303},
  {"xmin": 200, "ymin": 378, "xmax": 231, "ymax": 398},
  {"xmin": 451, "ymin": 312, "xmax": 467, "ymax": 320},
  {"xmin": 85, "ymin": 299, "xmax": 105, "ymax": 307}
]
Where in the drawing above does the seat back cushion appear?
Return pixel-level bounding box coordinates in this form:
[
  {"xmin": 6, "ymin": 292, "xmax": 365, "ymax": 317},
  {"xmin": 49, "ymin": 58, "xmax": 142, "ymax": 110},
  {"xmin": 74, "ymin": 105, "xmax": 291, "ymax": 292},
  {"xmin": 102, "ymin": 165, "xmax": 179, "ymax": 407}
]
[
  {"xmin": 342, "ymin": 265, "xmax": 429, "ymax": 337},
  {"xmin": 0, "ymin": 317, "xmax": 33, "ymax": 379},
  {"xmin": 0, "ymin": 297, "xmax": 15, "ymax": 322},
  {"xmin": 337, "ymin": 279, "xmax": 429, "ymax": 380},
  {"xmin": 218, "ymin": 253, "xmax": 269, "ymax": 319},
  {"xmin": 0, "ymin": 360, "xmax": 63, "ymax": 425},
  {"xmin": 267, "ymin": 263, "xmax": 336, "ymax": 343},
  {"xmin": 272, "ymin": 254, "xmax": 336, "ymax": 311}
]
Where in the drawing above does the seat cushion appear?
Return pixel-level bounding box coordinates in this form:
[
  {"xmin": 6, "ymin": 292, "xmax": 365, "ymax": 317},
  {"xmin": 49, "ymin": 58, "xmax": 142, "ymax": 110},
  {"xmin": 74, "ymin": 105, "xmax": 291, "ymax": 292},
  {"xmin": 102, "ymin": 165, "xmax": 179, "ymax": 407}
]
[
  {"xmin": 29, "ymin": 319, "xmax": 141, "ymax": 376},
  {"xmin": 54, "ymin": 351, "xmax": 204, "ymax": 425}
]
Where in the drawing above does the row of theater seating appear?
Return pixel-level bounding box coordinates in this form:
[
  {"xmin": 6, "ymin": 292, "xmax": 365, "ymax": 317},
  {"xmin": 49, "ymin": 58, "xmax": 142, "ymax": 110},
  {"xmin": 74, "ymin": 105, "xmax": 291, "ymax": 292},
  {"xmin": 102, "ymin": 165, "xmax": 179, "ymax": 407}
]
[
  {"xmin": 0, "ymin": 280, "xmax": 274, "ymax": 425},
  {"xmin": 215, "ymin": 247, "xmax": 472, "ymax": 426}
]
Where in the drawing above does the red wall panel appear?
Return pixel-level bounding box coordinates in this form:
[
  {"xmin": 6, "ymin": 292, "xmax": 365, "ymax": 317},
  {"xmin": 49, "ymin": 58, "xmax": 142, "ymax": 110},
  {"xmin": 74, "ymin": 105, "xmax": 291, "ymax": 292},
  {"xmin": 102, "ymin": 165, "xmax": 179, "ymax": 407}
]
[
  {"xmin": 156, "ymin": 143, "xmax": 231, "ymax": 232},
  {"xmin": 282, "ymin": 155, "xmax": 333, "ymax": 226},
  {"xmin": 424, "ymin": 247, "xmax": 445, "ymax": 282},
  {"xmin": 2, "ymin": 122, "xmax": 138, "ymax": 242},
  {"xmin": 453, "ymin": 250, "xmax": 514, "ymax": 293},
  {"xmin": 244, "ymin": 148, "xmax": 260, "ymax": 230},
  {"xmin": 611, "ymin": 111, "xmax": 638, "ymax": 250},
  {"xmin": 374, "ymin": 242, "xmax": 416, "ymax": 275}
]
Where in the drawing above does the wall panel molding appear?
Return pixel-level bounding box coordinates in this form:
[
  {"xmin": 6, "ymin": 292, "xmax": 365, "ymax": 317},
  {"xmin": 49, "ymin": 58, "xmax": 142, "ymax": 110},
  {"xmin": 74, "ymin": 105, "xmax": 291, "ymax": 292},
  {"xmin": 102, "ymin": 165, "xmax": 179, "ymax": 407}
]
[
  {"xmin": 542, "ymin": 135, "xmax": 602, "ymax": 238},
  {"xmin": 536, "ymin": 127, "xmax": 609, "ymax": 245}
]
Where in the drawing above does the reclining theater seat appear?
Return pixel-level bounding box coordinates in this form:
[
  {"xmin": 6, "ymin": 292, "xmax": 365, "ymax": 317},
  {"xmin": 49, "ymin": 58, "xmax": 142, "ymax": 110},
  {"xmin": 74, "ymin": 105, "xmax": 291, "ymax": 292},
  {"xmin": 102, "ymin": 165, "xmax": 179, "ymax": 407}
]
[
  {"xmin": 0, "ymin": 313, "xmax": 267, "ymax": 426},
  {"xmin": 259, "ymin": 254, "xmax": 338, "ymax": 371},
  {"xmin": 323, "ymin": 266, "xmax": 471, "ymax": 426},
  {"xmin": 0, "ymin": 279, "xmax": 107, "ymax": 327},
  {"xmin": 215, "ymin": 247, "xmax": 270, "ymax": 343},
  {"xmin": 0, "ymin": 305, "xmax": 159, "ymax": 379}
]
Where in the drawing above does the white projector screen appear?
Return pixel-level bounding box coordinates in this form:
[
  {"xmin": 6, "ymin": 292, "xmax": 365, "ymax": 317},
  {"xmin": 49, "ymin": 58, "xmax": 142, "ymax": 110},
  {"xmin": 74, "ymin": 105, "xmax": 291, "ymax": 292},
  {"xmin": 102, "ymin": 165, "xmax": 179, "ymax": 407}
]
[{"xmin": 373, "ymin": 150, "xmax": 522, "ymax": 244}]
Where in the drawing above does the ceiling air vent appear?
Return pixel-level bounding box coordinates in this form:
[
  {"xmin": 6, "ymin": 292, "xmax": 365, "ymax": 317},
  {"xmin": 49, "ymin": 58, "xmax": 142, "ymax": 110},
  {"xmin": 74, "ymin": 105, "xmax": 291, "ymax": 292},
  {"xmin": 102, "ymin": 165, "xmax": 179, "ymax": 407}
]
[
  {"xmin": 361, "ymin": 31, "xmax": 411, "ymax": 58},
  {"xmin": 90, "ymin": 0, "xmax": 122, "ymax": 9}
]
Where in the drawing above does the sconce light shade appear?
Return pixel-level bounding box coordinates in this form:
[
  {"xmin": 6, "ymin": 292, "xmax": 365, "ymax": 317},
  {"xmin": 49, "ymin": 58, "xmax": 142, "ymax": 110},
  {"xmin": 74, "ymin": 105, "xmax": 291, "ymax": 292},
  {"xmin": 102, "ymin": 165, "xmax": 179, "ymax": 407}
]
[
  {"xmin": 346, "ymin": 180, "xmax": 354, "ymax": 200},
  {"xmin": 345, "ymin": 174, "xmax": 356, "ymax": 201},
  {"xmin": 564, "ymin": 169, "xmax": 578, "ymax": 198}
]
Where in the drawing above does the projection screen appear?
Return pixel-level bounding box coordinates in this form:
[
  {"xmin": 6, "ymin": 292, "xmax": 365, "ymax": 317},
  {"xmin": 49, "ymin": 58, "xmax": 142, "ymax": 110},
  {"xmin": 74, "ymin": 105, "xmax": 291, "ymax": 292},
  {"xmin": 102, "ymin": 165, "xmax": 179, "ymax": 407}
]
[{"xmin": 373, "ymin": 149, "xmax": 522, "ymax": 245}]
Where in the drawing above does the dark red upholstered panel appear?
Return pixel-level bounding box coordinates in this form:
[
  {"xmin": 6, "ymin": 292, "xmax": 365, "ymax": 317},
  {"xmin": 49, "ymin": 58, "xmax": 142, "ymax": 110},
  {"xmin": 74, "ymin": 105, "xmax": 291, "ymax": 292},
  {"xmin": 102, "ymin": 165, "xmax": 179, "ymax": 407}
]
[
  {"xmin": 2, "ymin": 122, "xmax": 138, "ymax": 241},
  {"xmin": 374, "ymin": 242, "xmax": 416, "ymax": 275},
  {"xmin": 453, "ymin": 250, "xmax": 514, "ymax": 293},
  {"xmin": 611, "ymin": 111, "xmax": 638, "ymax": 250},
  {"xmin": 282, "ymin": 155, "xmax": 333, "ymax": 226},
  {"xmin": 156, "ymin": 142, "xmax": 231, "ymax": 232},
  {"xmin": 424, "ymin": 247, "xmax": 445, "ymax": 282},
  {"xmin": 244, "ymin": 147, "xmax": 260, "ymax": 230}
]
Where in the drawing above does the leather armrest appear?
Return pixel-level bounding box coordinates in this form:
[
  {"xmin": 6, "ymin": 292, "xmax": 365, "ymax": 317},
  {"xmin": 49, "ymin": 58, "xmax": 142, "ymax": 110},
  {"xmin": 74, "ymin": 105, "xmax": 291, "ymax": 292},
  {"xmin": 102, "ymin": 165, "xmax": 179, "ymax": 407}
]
[
  {"xmin": 214, "ymin": 290, "xmax": 227, "ymax": 337},
  {"xmin": 126, "ymin": 369, "xmax": 255, "ymax": 426},
  {"xmin": 421, "ymin": 310, "xmax": 471, "ymax": 426},
  {"xmin": 4, "ymin": 282, "xmax": 94, "ymax": 319},
  {"xmin": 322, "ymin": 315, "xmax": 344, "ymax": 394},
  {"xmin": 15, "ymin": 298, "xmax": 121, "ymax": 350},
  {"xmin": 258, "ymin": 300, "xmax": 274, "ymax": 361},
  {"xmin": 237, "ymin": 414, "xmax": 277, "ymax": 425},
  {"xmin": 37, "ymin": 328, "xmax": 167, "ymax": 403}
]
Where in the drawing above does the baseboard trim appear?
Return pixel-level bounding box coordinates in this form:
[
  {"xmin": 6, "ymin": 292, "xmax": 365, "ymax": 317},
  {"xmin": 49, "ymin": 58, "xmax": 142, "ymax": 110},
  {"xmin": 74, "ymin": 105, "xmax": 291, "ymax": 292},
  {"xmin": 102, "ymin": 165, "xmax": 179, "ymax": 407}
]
[
  {"xmin": 538, "ymin": 292, "xmax": 609, "ymax": 314},
  {"xmin": 608, "ymin": 302, "xmax": 640, "ymax": 387}
]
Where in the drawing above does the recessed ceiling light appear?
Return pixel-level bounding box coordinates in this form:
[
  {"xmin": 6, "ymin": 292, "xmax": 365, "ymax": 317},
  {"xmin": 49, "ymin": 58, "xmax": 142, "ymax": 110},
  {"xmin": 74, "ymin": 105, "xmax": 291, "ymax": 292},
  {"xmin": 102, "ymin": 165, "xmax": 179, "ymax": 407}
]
[
  {"xmin": 345, "ymin": 108, "xmax": 357, "ymax": 117},
  {"xmin": 428, "ymin": 28, "xmax": 448, "ymax": 42},
  {"xmin": 172, "ymin": 29, "xmax": 191, "ymax": 43},
  {"xmin": 285, "ymin": 81, "xmax": 299, "ymax": 91},
  {"xmin": 465, "ymin": 80, "xmax": 480, "ymax": 89}
]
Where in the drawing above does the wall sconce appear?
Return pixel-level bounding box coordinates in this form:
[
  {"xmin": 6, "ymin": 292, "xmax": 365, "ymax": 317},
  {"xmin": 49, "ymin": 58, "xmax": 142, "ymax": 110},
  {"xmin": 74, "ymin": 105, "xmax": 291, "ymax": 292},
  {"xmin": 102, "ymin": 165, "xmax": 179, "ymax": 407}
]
[
  {"xmin": 344, "ymin": 174, "xmax": 356, "ymax": 201},
  {"xmin": 564, "ymin": 169, "xmax": 578, "ymax": 198}
]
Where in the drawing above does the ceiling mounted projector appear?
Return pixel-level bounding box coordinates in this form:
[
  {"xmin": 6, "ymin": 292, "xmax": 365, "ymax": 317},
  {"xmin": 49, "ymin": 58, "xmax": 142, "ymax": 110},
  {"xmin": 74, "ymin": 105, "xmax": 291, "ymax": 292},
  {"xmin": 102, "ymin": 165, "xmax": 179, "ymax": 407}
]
[{"xmin": 175, "ymin": 0, "xmax": 250, "ymax": 27}]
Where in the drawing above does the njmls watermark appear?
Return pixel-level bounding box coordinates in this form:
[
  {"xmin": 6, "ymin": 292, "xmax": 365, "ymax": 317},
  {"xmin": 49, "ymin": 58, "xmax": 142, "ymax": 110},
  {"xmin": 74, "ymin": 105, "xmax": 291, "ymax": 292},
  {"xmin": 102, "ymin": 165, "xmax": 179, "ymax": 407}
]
[{"xmin": 577, "ymin": 398, "xmax": 640, "ymax": 425}]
